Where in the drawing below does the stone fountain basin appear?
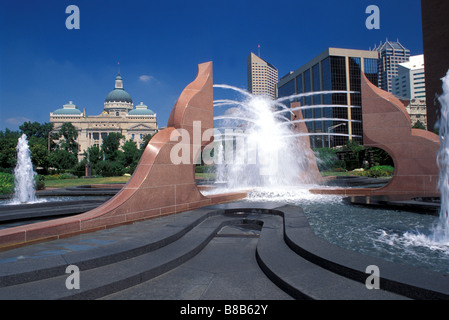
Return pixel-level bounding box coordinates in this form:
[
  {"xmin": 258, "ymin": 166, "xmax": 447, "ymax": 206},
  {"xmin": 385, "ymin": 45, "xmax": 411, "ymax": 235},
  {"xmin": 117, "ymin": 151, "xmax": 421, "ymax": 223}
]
[
  {"xmin": 0, "ymin": 198, "xmax": 110, "ymax": 224},
  {"xmin": 344, "ymin": 195, "xmax": 440, "ymax": 216},
  {"xmin": 0, "ymin": 185, "xmax": 123, "ymax": 224}
]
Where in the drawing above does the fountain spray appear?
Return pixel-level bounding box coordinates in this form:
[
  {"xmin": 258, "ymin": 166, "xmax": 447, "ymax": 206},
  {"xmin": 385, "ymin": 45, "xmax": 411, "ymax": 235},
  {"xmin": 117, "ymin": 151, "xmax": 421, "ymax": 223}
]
[
  {"xmin": 435, "ymin": 70, "xmax": 449, "ymax": 242},
  {"xmin": 11, "ymin": 134, "xmax": 38, "ymax": 204}
]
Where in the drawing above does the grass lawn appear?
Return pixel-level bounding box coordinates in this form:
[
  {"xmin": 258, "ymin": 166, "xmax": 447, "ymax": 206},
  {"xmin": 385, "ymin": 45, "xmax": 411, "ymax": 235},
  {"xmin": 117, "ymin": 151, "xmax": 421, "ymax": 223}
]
[
  {"xmin": 43, "ymin": 170, "xmax": 388, "ymax": 189},
  {"xmin": 44, "ymin": 176, "xmax": 131, "ymax": 189},
  {"xmin": 320, "ymin": 171, "xmax": 358, "ymax": 177},
  {"xmin": 44, "ymin": 174, "xmax": 216, "ymax": 189}
]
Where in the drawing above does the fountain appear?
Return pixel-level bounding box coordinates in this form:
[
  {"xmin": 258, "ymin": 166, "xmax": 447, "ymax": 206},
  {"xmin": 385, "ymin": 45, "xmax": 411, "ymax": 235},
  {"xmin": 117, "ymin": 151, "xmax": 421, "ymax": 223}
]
[
  {"xmin": 207, "ymin": 74, "xmax": 449, "ymax": 275},
  {"xmin": 1, "ymin": 62, "xmax": 449, "ymax": 299},
  {"xmin": 214, "ymin": 142, "xmax": 226, "ymax": 183},
  {"xmin": 433, "ymin": 70, "xmax": 449, "ymax": 242},
  {"xmin": 0, "ymin": 134, "xmax": 118, "ymax": 227},
  {"xmin": 10, "ymin": 134, "xmax": 39, "ymax": 204},
  {"xmin": 212, "ymin": 86, "xmax": 355, "ymax": 189},
  {"xmin": 1, "ymin": 62, "xmax": 448, "ymax": 278}
]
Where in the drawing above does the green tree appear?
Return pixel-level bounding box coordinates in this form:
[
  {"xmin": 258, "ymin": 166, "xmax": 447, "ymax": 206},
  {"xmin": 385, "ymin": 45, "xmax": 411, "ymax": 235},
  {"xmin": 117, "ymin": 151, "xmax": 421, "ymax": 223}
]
[
  {"xmin": 341, "ymin": 139, "xmax": 365, "ymax": 170},
  {"xmin": 101, "ymin": 132, "xmax": 124, "ymax": 162},
  {"xmin": 121, "ymin": 139, "xmax": 141, "ymax": 174},
  {"xmin": 49, "ymin": 149, "xmax": 78, "ymax": 170},
  {"xmin": 28, "ymin": 139, "xmax": 51, "ymax": 173},
  {"xmin": 59, "ymin": 122, "xmax": 79, "ymax": 155},
  {"xmin": 412, "ymin": 120, "xmax": 426, "ymax": 130},
  {"xmin": 140, "ymin": 133, "xmax": 154, "ymax": 150},
  {"xmin": 19, "ymin": 121, "xmax": 53, "ymax": 140},
  {"xmin": 85, "ymin": 145, "xmax": 103, "ymax": 166},
  {"xmin": 0, "ymin": 129, "xmax": 20, "ymax": 172},
  {"xmin": 19, "ymin": 122, "xmax": 58, "ymax": 173}
]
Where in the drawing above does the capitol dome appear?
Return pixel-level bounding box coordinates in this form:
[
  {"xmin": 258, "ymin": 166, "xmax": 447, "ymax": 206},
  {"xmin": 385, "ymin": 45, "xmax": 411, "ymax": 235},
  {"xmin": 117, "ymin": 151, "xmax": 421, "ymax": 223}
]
[
  {"xmin": 105, "ymin": 88, "xmax": 133, "ymax": 103},
  {"xmin": 104, "ymin": 73, "xmax": 133, "ymax": 111}
]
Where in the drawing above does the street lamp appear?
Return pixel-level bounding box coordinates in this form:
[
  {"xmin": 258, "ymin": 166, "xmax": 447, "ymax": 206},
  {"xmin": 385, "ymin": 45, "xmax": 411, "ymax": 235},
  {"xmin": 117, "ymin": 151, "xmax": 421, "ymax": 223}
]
[{"xmin": 328, "ymin": 123, "xmax": 347, "ymax": 148}]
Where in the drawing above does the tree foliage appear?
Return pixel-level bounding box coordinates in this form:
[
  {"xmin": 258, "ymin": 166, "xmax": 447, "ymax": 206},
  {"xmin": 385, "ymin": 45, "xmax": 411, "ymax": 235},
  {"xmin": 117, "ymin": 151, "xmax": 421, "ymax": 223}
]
[
  {"xmin": 0, "ymin": 129, "xmax": 21, "ymax": 172},
  {"xmin": 58, "ymin": 122, "xmax": 79, "ymax": 155},
  {"xmin": 0, "ymin": 121, "xmax": 152, "ymax": 177}
]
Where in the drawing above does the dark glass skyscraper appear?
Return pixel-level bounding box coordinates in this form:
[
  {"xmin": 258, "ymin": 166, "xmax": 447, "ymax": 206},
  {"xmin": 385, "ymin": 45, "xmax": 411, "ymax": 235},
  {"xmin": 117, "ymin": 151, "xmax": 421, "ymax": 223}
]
[
  {"xmin": 277, "ymin": 48, "xmax": 378, "ymax": 148},
  {"xmin": 372, "ymin": 39, "xmax": 410, "ymax": 93}
]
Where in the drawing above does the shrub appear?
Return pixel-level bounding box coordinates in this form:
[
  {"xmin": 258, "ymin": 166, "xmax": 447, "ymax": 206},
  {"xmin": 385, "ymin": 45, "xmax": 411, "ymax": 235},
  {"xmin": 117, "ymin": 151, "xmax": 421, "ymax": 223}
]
[
  {"xmin": 35, "ymin": 175, "xmax": 45, "ymax": 190},
  {"xmin": 314, "ymin": 148, "xmax": 340, "ymax": 171},
  {"xmin": 353, "ymin": 165, "xmax": 394, "ymax": 178},
  {"xmin": 0, "ymin": 173, "xmax": 45, "ymax": 195},
  {"xmin": 0, "ymin": 172, "xmax": 14, "ymax": 195},
  {"xmin": 44, "ymin": 172, "xmax": 78, "ymax": 180},
  {"xmin": 195, "ymin": 165, "xmax": 215, "ymax": 173},
  {"xmin": 95, "ymin": 161, "xmax": 124, "ymax": 177}
]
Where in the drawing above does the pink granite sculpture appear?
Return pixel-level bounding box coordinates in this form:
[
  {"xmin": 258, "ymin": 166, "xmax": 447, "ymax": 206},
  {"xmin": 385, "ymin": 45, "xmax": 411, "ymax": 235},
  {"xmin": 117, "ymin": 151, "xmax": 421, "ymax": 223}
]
[
  {"xmin": 0, "ymin": 62, "xmax": 246, "ymax": 250},
  {"xmin": 311, "ymin": 73, "xmax": 440, "ymax": 197}
]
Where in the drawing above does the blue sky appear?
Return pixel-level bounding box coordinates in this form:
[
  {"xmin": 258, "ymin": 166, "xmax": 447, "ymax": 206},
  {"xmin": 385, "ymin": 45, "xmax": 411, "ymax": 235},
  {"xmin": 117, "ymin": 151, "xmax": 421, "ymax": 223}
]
[{"xmin": 0, "ymin": 0, "xmax": 423, "ymax": 131}]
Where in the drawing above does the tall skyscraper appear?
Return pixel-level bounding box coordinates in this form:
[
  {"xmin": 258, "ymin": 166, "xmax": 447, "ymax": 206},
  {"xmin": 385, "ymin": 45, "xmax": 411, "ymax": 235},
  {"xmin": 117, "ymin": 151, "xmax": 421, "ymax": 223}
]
[
  {"xmin": 372, "ymin": 39, "xmax": 410, "ymax": 93},
  {"xmin": 247, "ymin": 52, "xmax": 278, "ymax": 99},
  {"xmin": 277, "ymin": 48, "xmax": 378, "ymax": 148}
]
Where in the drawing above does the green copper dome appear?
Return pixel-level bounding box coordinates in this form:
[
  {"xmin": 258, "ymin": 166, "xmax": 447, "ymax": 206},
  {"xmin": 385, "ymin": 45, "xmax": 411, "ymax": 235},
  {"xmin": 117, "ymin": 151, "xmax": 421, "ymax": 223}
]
[
  {"xmin": 52, "ymin": 101, "xmax": 82, "ymax": 115},
  {"xmin": 105, "ymin": 74, "xmax": 133, "ymax": 104},
  {"xmin": 128, "ymin": 108, "xmax": 155, "ymax": 115},
  {"xmin": 128, "ymin": 102, "xmax": 155, "ymax": 115},
  {"xmin": 105, "ymin": 88, "xmax": 133, "ymax": 104}
]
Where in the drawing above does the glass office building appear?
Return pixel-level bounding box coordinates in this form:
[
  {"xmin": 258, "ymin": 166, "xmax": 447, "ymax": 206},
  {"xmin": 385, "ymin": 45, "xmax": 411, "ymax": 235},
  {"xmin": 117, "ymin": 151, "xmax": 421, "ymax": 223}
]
[{"xmin": 277, "ymin": 48, "xmax": 379, "ymax": 148}]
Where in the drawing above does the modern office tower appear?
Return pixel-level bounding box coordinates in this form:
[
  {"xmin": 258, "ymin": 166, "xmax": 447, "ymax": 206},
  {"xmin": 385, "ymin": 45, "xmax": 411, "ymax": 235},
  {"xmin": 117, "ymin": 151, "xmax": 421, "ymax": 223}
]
[
  {"xmin": 392, "ymin": 55, "xmax": 426, "ymax": 100},
  {"xmin": 277, "ymin": 48, "xmax": 379, "ymax": 148},
  {"xmin": 372, "ymin": 39, "xmax": 410, "ymax": 93},
  {"xmin": 421, "ymin": 0, "xmax": 449, "ymax": 131},
  {"xmin": 247, "ymin": 52, "xmax": 278, "ymax": 99}
]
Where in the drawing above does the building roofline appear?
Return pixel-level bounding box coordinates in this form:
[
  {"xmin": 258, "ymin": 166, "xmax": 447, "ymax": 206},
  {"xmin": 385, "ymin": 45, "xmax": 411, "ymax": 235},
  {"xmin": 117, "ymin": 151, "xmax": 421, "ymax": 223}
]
[
  {"xmin": 277, "ymin": 47, "xmax": 378, "ymax": 87},
  {"xmin": 248, "ymin": 52, "xmax": 278, "ymax": 71}
]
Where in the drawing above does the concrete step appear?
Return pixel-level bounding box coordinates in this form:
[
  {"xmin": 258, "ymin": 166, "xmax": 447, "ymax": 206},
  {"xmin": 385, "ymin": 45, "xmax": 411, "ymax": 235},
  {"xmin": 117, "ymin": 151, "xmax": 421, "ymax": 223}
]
[
  {"xmin": 0, "ymin": 214, "xmax": 232, "ymax": 299},
  {"xmin": 255, "ymin": 215, "xmax": 408, "ymax": 300},
  {"xmin": 0, "ymin": 207, "xmax": 217, "ymax": 287}
]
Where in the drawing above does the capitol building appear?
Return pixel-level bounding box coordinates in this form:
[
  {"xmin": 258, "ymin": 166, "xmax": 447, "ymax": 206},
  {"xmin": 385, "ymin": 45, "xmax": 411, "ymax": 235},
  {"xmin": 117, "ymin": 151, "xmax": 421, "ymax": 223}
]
[{"xmin": 50, "ymin": 73, "xmax": 158, "ymax": 158}]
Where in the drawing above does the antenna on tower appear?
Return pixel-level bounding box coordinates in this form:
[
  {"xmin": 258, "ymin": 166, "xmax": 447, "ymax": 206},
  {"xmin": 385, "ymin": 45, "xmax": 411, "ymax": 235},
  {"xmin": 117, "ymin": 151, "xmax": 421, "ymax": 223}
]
[
  {"xmin": 118, "ymin": 61, "xmax": 120, "ymax": 75},
  {"xmin": 258, "ymin": 44, "xmax": 260, "ymax": 57}
]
